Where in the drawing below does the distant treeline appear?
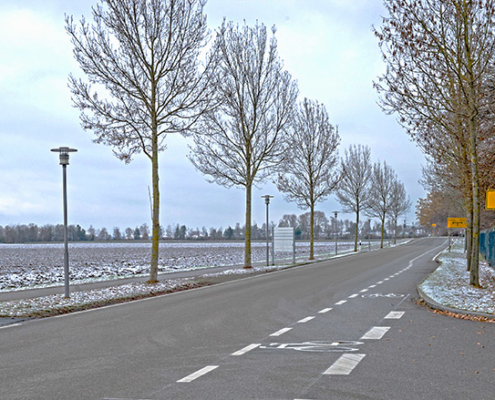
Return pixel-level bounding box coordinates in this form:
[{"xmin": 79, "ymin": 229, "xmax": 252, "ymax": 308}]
[{"xmin": 0, "ymin": 211, "xmax": 411, "ymax": 244}]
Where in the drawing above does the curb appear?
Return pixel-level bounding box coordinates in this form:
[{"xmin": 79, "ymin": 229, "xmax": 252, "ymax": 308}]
[{"xmin": 416, "ymin": 251, "xmax": 495, "ymax": 320}]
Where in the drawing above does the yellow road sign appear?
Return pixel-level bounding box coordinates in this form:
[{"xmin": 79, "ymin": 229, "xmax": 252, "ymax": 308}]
[
  {"xmin": 486, "ymin": 189, "xmax": 495, "ymax": 210},
  {"xmin": 432, "ymin": 224, "xmax": 436, "ymax": 227},
  {"xmin": 447, "ymin": 218, "xmax": 467, "ymax": 228}
]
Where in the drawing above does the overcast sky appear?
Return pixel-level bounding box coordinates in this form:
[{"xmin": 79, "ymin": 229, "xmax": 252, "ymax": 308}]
[{"xmin": 0, "ymin": 0, "xmax": 426, "ymax": 232}]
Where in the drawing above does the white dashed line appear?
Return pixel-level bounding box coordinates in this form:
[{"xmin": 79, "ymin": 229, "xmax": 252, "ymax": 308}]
[
  {"xmin": 385, "ymin": 311, "xmax": 405, "ymax": 319},
  {"xmin": 348, "ymin": 294, "xmax": 359, "ymax": 298},
  {"xmin": 377, "ymin": 281, "xmax": 384, "ymax": 284},
  {"xmin": 177, "ymin": 365, "xmax": 218, "ymax": 383},
  {"xmin": 361, "ymin": 326, "xmax": 390, "ymax": 340},
  {"xmin": 323, "ymin": 353, "xmax": 366, "ymax": 375},
  {"xmin": 335, "ymin": 300, "xmax": 347, "ymax": 305},
  {"xmin": 360, "ymin": 289, "xmax": 369, "ymax": 293},
  {"xmin": 298, "ymin": 316, "xmax": 315, "ymax": 323},
  {"xmin": 318, "ymin": 308, "xmax": 333, "ymax": 314},
  {"xmin": 270, "ymin": 327, "xmax": 292, "ymax": 337},
  {"xmin": 368, "ymin": 285, "xmax": 377, "ymax": 288},
  {"xmin": 231, "ymin": 343, "xmax": 260, "ymax": 356}
]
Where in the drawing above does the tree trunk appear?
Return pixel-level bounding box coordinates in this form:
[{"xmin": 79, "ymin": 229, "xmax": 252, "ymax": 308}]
[
  {"xmin": 469, "ymin": 119, "xmax": 480, "ymax": 287},
  {"xmin": 309, "ymin": 203, "xmax": 315, "ymax": 260},
  {"xmin": 466, "ymin": 201, "xmax": 473, "ymax": 271},
  {"xmin": 354, "ymin": 207, "xmax": 359, "ymax": 252},
  {"xmin": 463, "ymin": 4, "xmax": 480, "ymax": 287},
  {"xmin": 244, "ymin": 183, "xmax": 252, "ymax": 268},
  {"xmin": 380, "ymin": 217, "xmax": 385, "ymax": 249},
  {"xmin": 149, "ymin": 131, "xmax": 160, "ymax": 283},
  {"xmin": 393, "ymin": 220, "xmax": 397, "ymax": 245}
]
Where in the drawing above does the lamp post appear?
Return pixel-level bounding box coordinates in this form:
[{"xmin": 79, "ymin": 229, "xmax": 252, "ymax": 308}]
[
  {"xmin": 262, "ymin": 195, "xmax": 274, "ymax": 266},
  {"xmin": 333, "ymin": 211, "xmax": 339, "ymax": 255},
  {"xmin": 51, "ymin": 147, "xmax": 77, "ymax": 298}
]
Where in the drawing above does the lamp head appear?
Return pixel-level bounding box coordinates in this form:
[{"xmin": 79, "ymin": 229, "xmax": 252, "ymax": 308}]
[{"xmin": 51, "ymin": 147, "xmax": 77, "ymax": 165}]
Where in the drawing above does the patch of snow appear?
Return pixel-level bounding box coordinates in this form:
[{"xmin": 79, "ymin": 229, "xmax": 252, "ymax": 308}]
[
  {"xmin": 0, "ymin": 240, "xmax": 371, "ymax": 291},
  {"xmin": 419, "ymin": 241, "xmax": 495, "ymax": 315},
  {"xmin": 0, "ymin": 279, "xmax": 196, "ymax": 317}
]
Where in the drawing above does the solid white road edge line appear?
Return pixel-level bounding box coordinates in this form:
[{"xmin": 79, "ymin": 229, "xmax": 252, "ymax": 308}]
[
  {"xmin": 177, "ymin": 365, "xmax": 219, "ymax": 383},
  {"xmin": 0, "ymin": 323, "xmax": 21, "ymax": 330},
  {"xmin": 323, "ymin": 354, "xmax": 366, "ymax": 375},
  {"xmin": 231, "ymin": 343, "xmax": 260, "ymax": 356},
  {"xmin": 361, "ymin": 326, "xmax": 390, "ymax": 340}
]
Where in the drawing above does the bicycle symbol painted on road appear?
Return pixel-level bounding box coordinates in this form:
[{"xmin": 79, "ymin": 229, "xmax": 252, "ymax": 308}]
[
  {"xmin": 259, "ymin": 341, "xmax": 363, "ymax": 353},
  {"xmin": 361, "ymin": 293, "xmax": 405, "ymax": 298}
]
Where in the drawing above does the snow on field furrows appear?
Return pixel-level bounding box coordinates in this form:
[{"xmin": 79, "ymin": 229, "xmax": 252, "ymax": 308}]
[{"xmin": 0, "ymin": 241, "xmax": 356, "ymax": 291}]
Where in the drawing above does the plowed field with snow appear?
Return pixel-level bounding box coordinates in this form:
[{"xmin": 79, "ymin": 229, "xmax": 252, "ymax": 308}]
[{"xmin": 0, "ymin": 241, "xmax": 355, "ymax": 290}]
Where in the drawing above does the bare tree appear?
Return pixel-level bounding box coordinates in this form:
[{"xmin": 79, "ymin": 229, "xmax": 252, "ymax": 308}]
[
  {"xmin": 374, "ymin": 0, "xmax": 495, "ymax": 286},
  {"xmin": 389, "ymin": 179, "xmax": 411, "ymax": 245},
  {"xmin": 366, "ymin": 161, "xmax": 396, "ymax": 249},
  {"xmin": 189, "ymin": 21, "xmax": 298, "ymax": 268},
  {"xmin": 278, "ymin": 214, "xmax": 298, "ymax": 228},
  {"xmin": 336, "ymin": 144, "xmax": 372, "ymax": 252},
  {"xmin": 113, "ymin": 226, "xmax": 122, "ymax": 240},
  {"xmin": 275, "ymin": 98, "xmax": 340, "ymax": 259},
  {"xmin": 66, "ymin": 0, "xmax": 215, "ymax": 282}
]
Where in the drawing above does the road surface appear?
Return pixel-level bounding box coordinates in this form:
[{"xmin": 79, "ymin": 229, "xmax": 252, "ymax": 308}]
[{"xmin": 1, "ymin": 237, "xmax": 493, "ymax": 399}]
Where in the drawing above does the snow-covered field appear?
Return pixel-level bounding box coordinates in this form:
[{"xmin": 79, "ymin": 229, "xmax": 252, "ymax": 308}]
[
  {"xmin": 0, "ymin": 241, "xmax": 358, "ymax": 291},
  {"xmin": 419, "ymin": 242, "xmax": 495, "ymax": 315}
]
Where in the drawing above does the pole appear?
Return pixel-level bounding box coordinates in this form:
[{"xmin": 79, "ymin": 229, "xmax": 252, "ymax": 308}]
[
  {"xmin": 62, "ymin": 164, "xmax": 70, "ymax": 298},
  {"xmin": 368, "ymin": 219, "xmax": 371, "ymax": 251},
  {"xmin": 266, "ymin": 199, "xmax": 269, "ymax": 266},
  {"xmin": 271, "ymin": 226, "xmax": 275, "ymax": 265},
  {"xmin": 334, "ymin": 211, "xmax": 338, "ymax": 255}
]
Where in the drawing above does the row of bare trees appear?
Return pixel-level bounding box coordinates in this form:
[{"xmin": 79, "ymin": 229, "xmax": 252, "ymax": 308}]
[
  {"xmin": 65, "ymin": 0, "xmax": 411, "ymax": 280},
  {"xmin": 374, "ymin": 0, "xmax": 495, "ymax": 287},
  {"xmin": 337, "ymin": 145, "xmax": 411, "ymax": 251},
  {"xmin": 0, "ymin": 224, "xmax": 151, "ymax": 243},
  {"xmin": 66, "ymin": 0, "xmax": 339, "ymax": 276}
]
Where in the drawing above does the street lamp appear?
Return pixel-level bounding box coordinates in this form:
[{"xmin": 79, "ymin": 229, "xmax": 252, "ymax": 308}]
[
  {"xmin": 333, "ymin": 211, "xmax": 339, "ymax": 255},
  {"xmin": 51, "ymin": 147, "xmax": 77, "ymax": 298},
  {"xmin": 262, "ymin": 195, "xmax": 274, "ymax": 266}
]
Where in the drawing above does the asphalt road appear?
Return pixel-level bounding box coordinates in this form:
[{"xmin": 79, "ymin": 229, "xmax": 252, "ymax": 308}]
[{"xmin": 1, "ymin": 237, "xmax": 494, "ymax": 400}]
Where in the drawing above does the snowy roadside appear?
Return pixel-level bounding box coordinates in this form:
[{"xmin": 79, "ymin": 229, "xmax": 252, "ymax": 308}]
[
  {"xmin": 0, "ymin": 266, "xmax": 286, "ymax": 318},
  {"xmin": 418, "ymin": 241, "xmax": 495, "ymax": 318},
  {"xmin": 0, "ymin": 240, "xmax": 411, "ymax": 319}
]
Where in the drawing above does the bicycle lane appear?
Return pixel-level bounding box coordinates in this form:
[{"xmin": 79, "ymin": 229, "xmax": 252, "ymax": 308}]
[
  {"xmin": 159, "ymin": 240, "xmax": 447, "ymax": 399},
  {"xmin": 301, "ymin": 242, "xmax": 495, "ymax": 400}
]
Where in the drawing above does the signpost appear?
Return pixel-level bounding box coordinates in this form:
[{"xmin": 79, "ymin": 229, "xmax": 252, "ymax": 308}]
[
  {"xmin": 447, "ymin": 217, "xmax": 467, "ymax": 251},
  {"xmin": 486, "ymin": 189, "xmax": 495, "ymax": 210},
  {"xmin": 447, "ymin": 218, "xmax": 467, "ymax": 228},
  {"xmin": 273, "ymin": 227, "xmax": 295, "ymax": 264}
]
